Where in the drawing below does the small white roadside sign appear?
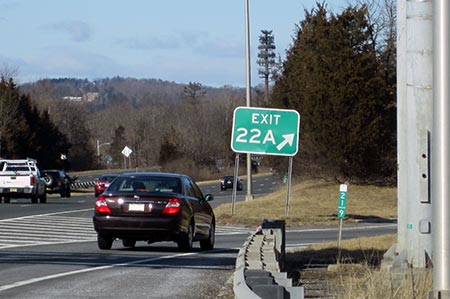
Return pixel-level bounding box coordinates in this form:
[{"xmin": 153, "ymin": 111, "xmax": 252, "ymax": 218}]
[{"xmin": 121, "ymin": 146, "xmax": 132, "ymax": 158}]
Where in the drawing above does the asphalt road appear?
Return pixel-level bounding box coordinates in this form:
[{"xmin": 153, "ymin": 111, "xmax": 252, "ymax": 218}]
[{"xmin": 0, "ymin": 174, "xmax": 396, "ymax": 298}]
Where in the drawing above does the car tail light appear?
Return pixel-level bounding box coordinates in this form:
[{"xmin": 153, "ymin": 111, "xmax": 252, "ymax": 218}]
[
  {"xmin": 162, "ymin": 197, "xmax": 181, "ymax": 215},
  {"xmin": 95, "ymin": 195, "xmax": 111, "ymax": 214},
  {"xmin": 30, "ymin": 175, "xmax": 35, "ymax": 185}
]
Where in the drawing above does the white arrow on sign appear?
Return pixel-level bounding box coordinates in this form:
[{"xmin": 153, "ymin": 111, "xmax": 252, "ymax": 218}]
[{"xmin": 276, "ymin": 133, "xmax": 295, "ymax": 151}]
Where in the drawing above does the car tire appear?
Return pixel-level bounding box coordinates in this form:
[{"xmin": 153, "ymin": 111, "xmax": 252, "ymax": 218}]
[
  {"xmin": 39, "ymin": 192, "xmax": 47, "ymax": 204},
  {"xmin": 65, "ymin": 186, "xmax": 71, "ymax": 198},
  {"xmin": 200, "ymin": 221, "xmax": 215, "ymax": 251},
  {"xmin": 122, "ymin": 239, "xmax": 136, "ymax": 248},
  {"xmin": 3, "ymin": 197, "xmax": 9, "ymax": 204},
  {"xmin": 177, "ymin": 222, "xmax": 194, "ymax": 252},
  {"xmin": 44, "ymin": 175, "xmax": 53, "ymax": 187},
  {"xmin": 97, "ymin": 234, "xmax": 113, "ymax": 250}
]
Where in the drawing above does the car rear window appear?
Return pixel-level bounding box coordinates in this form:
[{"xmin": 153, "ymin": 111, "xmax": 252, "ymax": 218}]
[
  {"xmin": 108, "ymin": 176, "xmax": 181, "ymax": 193},
  {"xmin": 5, "ymin": 165, "xmax": 30, "ymax": 172},
  {"xmin": 100, "ymin": 175, "xmax": 117, "ymax": 181}
]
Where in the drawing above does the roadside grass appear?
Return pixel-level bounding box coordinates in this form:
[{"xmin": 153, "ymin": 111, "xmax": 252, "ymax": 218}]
[
  {"xmin": 214, "ymin": 178, "xmax": 397, "ymax": 227},
  {"xmin": 286, "ymin": 234, "xmax": 432, "ymax": 298},
  {"xmin": 213, "ymin": 179, "xmax": 432, "ymax": 298}
]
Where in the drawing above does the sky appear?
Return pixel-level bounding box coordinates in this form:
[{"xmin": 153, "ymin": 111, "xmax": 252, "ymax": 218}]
[{"xmin": 0, "ymin": 0, "xmax": 352, "ymax": 87}]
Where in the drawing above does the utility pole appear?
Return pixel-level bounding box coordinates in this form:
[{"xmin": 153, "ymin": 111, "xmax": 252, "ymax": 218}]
[{"xmin": 395, "ymin": 0, "xmax": 433, "ymax": 268}]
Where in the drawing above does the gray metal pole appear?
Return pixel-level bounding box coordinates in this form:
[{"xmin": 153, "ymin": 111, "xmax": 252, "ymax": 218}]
[
  {"xmin": 432, "ymin": 0, "xmax": 450, "ymax": 295},
  {"xmin": 284, "ymin": 156, "xmax": 293, "ymax": 216},
  {"xmin": 232, "ymin": 154, "xmax": 239, "ymax": 215},
  {"xmin": 244, "ymin": 0, "xmax": 254, "ymax": 201}
]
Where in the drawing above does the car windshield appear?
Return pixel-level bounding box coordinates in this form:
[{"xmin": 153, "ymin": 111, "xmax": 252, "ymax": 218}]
[{"xmin": 107, "ymin": 176, "xmax": 181, "ymax": 193}]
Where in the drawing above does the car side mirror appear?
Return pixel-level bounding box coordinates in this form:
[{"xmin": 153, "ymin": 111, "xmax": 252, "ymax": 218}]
[{"xmin": 204, "ymin": 194, "xmax": 214, "ymax": 202}]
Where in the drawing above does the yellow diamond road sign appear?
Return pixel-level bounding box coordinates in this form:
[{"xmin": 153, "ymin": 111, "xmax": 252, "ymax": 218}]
[{"xmin": 231, "ymin": 107, "xmax": 300, "ymax": 156}]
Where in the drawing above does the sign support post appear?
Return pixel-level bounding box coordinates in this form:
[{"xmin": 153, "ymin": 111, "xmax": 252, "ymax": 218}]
[
  {"xmin": 285, "ymin": 156, "xmax": 293, "ymax": 216},
  {"xmin": 231, "ymin": 153, "xmax": 240, "ymax": 216}
]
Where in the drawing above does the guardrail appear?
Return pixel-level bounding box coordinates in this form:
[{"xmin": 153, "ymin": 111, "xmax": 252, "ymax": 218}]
[
  {"xmin": 71, "ymin": 180, "xmax": 96, "ymax": 189},
  {"xmin": 234, "ymin": 219, "xmax": 304, "ymax": 299}
]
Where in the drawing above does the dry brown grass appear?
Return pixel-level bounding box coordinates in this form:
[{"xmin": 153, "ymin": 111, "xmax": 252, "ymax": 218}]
[
  {"xmin": 286, "ymin": 235, "xmax": 432, "ymax": 299},
  {"xmin": 214, "ymin": 178, "xmax": 397, "ymax": 227},
  {"xmin": 214, "ymin": 178, "xmax": 431, "ymax": 299}
]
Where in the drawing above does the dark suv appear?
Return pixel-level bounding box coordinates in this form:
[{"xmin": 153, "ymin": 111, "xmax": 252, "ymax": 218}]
[
  {"xmin": 220, "ymin": 175, "xmax": 243, "ymax": 191},
  {"xmin": 42, "ymin": 170, "xmax": 73, "ymax": 198}
]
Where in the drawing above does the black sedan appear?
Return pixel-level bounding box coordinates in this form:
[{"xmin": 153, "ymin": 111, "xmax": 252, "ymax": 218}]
[{"xmin": 93, "ymin": 172, "xmax": 215, "ymax": 252}]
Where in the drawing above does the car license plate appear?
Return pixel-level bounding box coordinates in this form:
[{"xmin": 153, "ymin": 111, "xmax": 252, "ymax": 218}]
[
  {"xmin": 10, "ymin": 188, "xmax": 17, "ymax": 192},
  {"xmin": 128, "ymin": 204, "xmax": 145, "ymax": 212}
]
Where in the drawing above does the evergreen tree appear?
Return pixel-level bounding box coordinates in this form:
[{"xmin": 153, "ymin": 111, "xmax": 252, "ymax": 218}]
[
  {"xmin": 257, "ymin": 30, "xmax": 277, "ymax": 101},
  {"xmin": 50, "ymin": 102, "xmax": 95, "ymax": 170},
  {"xmin": 110, "ymin": 125, "xmax": 127, "ymax": 168},
  {"xmin": 0, "ymin": 77, "xmax": 70, "ymax": 168},
  {"xmin": 270, "ymin": 4, "xmax": 396, "ymax": 183},
  {"xmin": 183, "ymin": 82, "xmax": 206, "ymax": 105}
]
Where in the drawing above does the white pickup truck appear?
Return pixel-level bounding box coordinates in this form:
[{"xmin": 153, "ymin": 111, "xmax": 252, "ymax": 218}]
[{"xmin": 0, "ymin": 158, "xmax": 47, "ymax": 203}]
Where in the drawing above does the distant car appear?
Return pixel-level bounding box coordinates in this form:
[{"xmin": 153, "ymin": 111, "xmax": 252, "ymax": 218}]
[
  {"xmin": 93, "ymin": 172, "xmax": 215, "ymax": 252},
  {"xmin": 42, "ymin": 170, "xmax": 74, "ymax": 198},
  {"xmin": 94, "ymin": 174, "xmax": 118, "ymax": 197},
  {"xmin": 220, "ymin": 175, "xmax": 243, "ymax": 191}
]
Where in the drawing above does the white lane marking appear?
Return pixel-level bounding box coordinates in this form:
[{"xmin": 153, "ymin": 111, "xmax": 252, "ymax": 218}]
[
  {"xmin": 0, "ymin": 251, "xmax": 199, "ymax": 292},
  {"xmin": 0, "ymin": 208, "xmax": 92, "ymax": 222},
  {"xmin": 0, "ymin": 209, "xmax": 252, "ymax": 248},
  {"xmin": 0, "ymin": 210, "xmax": 96, "ymax": 248}
]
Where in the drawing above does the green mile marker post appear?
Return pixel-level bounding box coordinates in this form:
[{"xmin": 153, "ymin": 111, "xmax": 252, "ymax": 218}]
[{"xmin": 337, "ymin": 184, "xmax": 348, "ymax": 264}]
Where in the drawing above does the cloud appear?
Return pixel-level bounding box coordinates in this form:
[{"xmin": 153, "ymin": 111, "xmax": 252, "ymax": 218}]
[
  {"xmin": 118, "ymin": 31, "xmax": 243, "ymax": 59},
  {"xmin": 44, "ymin": 20, "xmax": 91, "ymax": 42},
  {"xmin": 118, "ymin": 35, "xmax": 180, "ymax": 50}
]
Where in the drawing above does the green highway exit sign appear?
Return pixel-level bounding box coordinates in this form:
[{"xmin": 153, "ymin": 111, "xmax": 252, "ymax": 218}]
[{"xmin": 231, "ymin": 107, "xmax": 300, "ymax": 156}]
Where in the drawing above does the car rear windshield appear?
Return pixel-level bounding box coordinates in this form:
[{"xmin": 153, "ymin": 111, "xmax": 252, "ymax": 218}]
[
  {"xmin": 4, "ymin": 164, "xmax": 31, "ymax": 172},
  {"xmin": 100, "ymin": 175, "xmax": 117, "ymax": 181},
  {"xmin": 107, "ymin": 176, "xmax": 181, "ymax": 193}
]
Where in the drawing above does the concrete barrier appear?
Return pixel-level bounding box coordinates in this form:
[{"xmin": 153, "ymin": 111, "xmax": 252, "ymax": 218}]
[{"xmin": 233, "ymin": 219, "xmax": 304, "ymax": 299}]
